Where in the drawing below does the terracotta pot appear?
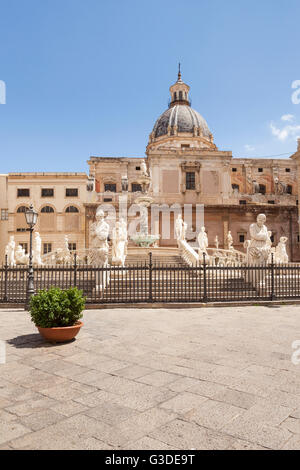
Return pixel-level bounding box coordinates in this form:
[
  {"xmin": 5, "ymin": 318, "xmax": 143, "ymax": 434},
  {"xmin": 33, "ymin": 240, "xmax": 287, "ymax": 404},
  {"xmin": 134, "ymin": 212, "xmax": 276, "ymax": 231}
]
[{"xmin": 37, "ymin": 321, "xmax": 83, "ymax": 343}]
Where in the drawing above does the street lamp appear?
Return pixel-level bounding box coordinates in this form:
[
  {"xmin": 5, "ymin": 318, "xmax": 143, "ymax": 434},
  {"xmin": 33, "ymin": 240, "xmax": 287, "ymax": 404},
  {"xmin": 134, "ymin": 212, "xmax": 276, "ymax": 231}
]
[{"xmin": 24, "ymin": 204, "xmax": 38, "ymax": 310}]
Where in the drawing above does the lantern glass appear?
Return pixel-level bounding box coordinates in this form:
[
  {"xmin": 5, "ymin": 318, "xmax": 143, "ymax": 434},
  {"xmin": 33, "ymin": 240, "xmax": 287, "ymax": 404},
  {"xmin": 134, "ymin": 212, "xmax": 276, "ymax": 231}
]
[{"xmin": 25, "ymin": 204, "xmax": 38, "ymax": 227}]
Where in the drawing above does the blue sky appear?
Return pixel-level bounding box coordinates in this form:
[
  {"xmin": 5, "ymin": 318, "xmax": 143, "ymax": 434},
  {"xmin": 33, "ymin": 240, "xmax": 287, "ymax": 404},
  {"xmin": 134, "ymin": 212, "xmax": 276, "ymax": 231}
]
[{"xmin": 0, "ymin": 0, "xmax": 300, "ymax": 172}]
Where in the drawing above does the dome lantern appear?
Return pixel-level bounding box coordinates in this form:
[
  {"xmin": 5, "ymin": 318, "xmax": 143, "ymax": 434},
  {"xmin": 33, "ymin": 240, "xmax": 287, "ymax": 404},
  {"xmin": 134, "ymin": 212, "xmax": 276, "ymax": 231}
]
[{"xmin": 169, "ymin": 63, "xmax": 191, "ymax": 107}]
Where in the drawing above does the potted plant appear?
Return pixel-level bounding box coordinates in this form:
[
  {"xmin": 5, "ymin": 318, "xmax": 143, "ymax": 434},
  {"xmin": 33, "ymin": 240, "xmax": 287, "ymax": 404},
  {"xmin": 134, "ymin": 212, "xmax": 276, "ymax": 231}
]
[{"xmin": 29, "ymin": 287, "xmax": 85, "ymax": 343}]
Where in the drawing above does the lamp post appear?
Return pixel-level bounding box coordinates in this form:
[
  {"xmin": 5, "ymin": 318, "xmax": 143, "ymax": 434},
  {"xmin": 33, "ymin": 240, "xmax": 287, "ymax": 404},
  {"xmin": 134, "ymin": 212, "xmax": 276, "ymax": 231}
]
[{"xmin": 24, "ymin": 204, "xmax": 38, "ymax": 311}]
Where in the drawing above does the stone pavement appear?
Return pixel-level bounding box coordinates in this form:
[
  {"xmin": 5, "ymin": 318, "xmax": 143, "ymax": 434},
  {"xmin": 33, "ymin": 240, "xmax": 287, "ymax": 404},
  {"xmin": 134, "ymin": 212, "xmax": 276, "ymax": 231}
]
[{"xmin": 1, "ymin": 305, "xmax": 300, "ymax": 450}]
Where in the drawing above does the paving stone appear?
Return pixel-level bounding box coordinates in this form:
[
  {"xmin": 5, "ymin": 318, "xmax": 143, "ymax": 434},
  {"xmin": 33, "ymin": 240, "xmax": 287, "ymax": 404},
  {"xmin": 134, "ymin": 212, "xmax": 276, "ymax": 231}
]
[
  {"xmin": 281, "ymin": 434, "xmax": 300, "ymax": 450},
  {"xmin": 9, "ymin": 414, "xmax": 126, "ymax": 449},
  {"xmin": 116, "ymin": 408, "xmax": 176, "ymax": 443},
  {"xmin": 85, "ymin": 401, "xmax": 140, "ymax": 425},
  {"xmin": 0, "ymin": 420, "xmax": 31, "ymax": 445},
  {"xmin": 125, "ymin": 436, "xmax": 178, "ymax": 450},
  {"xmin": 71, "ymin": 370, "xmax": 111, "ymax": 386},
  {"xmin": 167, "ymin": 377, "xmax": 201, "ymax": 393},
  {"xmin": 19, "ymin": 409, "xmax": 65, "ymax": 431},
  {"xmin": 189, "ymin": 399, "xmax": 244, "ymax": 431},
  {"xmin": 149, "ymin": 419, "xmax": 234, "ymax": 450},
  {"xmin": 5, "ymin": 397, "xmax": 58, "ymax": 417},
  {"xmin": 137, "ymin": 371, "xmax": 180, "ymax": 387},
  {"xmin": 228, "ymin": 439, "xmax": 268, "ymax": 450},
  {"xmin": 114, "ymin": 365, "xmax": 153, "ymax": 379},
  {"xmin": 213, "ymin": 389, "xmax": 259, "ymax": 410},
  {"xmin": 188, "ymin": 380, "xmax": 228, "ymax": 399},
  {"xmin": 280, "ymin": 417, "xmax": 300, "ymax": 434},
  {"xmin": 159, "ymin": 392, "xmax": 208, "ymax": 416},
  {"xmin": 51, "ymin": 400, "xmax": 89, "ymax": 417}
]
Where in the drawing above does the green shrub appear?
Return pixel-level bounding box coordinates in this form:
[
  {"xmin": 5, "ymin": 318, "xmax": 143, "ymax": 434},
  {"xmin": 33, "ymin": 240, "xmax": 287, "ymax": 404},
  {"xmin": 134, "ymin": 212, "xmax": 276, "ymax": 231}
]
[{"xmin": 29, "ymin": 287, "xmax": 85, "ymax": 328}]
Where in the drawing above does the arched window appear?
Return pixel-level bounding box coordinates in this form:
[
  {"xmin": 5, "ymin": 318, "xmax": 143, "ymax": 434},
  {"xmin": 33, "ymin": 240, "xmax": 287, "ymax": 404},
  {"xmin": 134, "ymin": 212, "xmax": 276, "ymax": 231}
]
[
  {"xmin": 41, "ymin": 206, "xmax": 54, "ymax": 213},
  {"xmin": 66, "ymin": 206, "xmax": 79, "ymax": 213},
  {"xmin": 40, "ymin": 206, "xmax": 55, "ymax": 231},
  {"xmin": 65, "ymin": 206, "xmax": 80, "ymax": 231},
  {"xmin": 16, "ymin": 206, "xmax": 29, "ymax": 231},
  {"xmin": 17, "ymin": 206, "xmax": 27, "ymax": 213},
  {"xmin": 179, "ymin": 91, "xmax": 183, "ymax": 100}
]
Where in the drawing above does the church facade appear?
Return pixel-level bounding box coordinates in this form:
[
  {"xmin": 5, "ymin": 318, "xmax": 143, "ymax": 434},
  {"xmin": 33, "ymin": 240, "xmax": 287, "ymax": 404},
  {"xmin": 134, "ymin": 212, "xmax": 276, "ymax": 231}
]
[{"xmin": 0, "ymin": 71, "xmax": 300, "ymax": 262}]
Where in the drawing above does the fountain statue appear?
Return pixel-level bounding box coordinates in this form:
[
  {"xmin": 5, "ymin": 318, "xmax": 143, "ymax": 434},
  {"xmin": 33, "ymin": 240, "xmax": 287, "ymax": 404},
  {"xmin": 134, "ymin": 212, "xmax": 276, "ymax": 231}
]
[
  {"xmin": 89, "ymin": 207, "xmax": 110, "ymax": 266},
  {"xmin": 275, "ymin": 237, "xmax": 289, "ymax": 264},
  {"xmin": 198, "ymin": 227, "xmax": 209, "ymax": 262},
  {"xmin": 130, "ymin": 160, "xmax": 160, "ymax": 247},
  {"xmin": 214, "ymin": 235, "xmax": 219, "ymax": 250},
  {"xmin": 227, "ymin": 231, "xmax": 233, "ymax": 250},
  {"xmin": 175, "ymin": 214, "xmax": 187, "ymax": 244},
  {"xmin": 111, "ymin": 218, "xmax": 128, "ymax": 267},
  {"xmin": 33, "ymin": 232, "xmax": 43, "ymax": 266},
  {"xmin": 248, "ymin": 214, "xmax": 271, "ymax": 265},
  {"xmin": 5, "ymin": 236, "xmax": 16, "ymax": 266},
  {"xmin": 15, "ymin": 245, "xmax": 29, "ymax": 265}
]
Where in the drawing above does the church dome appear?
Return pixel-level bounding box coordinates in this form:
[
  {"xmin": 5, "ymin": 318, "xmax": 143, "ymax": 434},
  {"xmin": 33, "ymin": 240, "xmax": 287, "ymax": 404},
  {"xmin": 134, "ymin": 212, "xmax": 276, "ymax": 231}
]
[
  {"xmin": 152, "ymin": 105, "xmax": 211, "ymax": 139},
  {"xmin": 148, "ymin": 66, "xmax": 215, "ymax": 149}
]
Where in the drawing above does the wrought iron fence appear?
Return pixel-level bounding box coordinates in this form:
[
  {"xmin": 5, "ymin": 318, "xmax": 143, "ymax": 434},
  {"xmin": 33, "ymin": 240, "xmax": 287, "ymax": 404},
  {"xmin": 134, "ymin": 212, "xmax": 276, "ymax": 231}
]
[{"xmin": 1, "ymin": 253, "xmax": 300, "ymax": 304}]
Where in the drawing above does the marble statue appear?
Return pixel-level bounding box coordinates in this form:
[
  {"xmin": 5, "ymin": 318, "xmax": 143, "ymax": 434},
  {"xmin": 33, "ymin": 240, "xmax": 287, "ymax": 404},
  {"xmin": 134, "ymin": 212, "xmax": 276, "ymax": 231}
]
[
  {"xmin": 141, "ymin": 160, "xmax": 149, "ymax": 177},
  {"xmin": 214, "ymin": 235, "xmax": 219, "ymax": 250},
  {"xmin": 15, "ymin": 245, "xmax": 29, "ymax": 265},
  {"xmin": 5, "ymin": 236, "xmax": 16, "ymax": 266},
  {"xmin": 252, "ymin": 180, "xmax": 261, "ymax": 194},
  {"xmin": 275, "ymin": 237, "xmax": 289, "ymax": 264},
  {"xmin": 89, "ymin": 207, "xmax": 110, "ymax": 266},
  {"xmin": 274, "ymin": 177, "xmax": 287, "ymax": 195},
  {"xmin": 175, "ymin": 214, "xmax": 187, "ymax": 243},
  {"xmin": 33, "ymin": 232, "xmax": 43, "ymax": 266},
  {"xmin": 197, "ymin": 226, "xmax": 209, "ymax": 261},
  {"xmin": 52, "ymin": 235, "xmax": 71, "ymax": 264},
  {"xmin": 111, "ymin": 218, "xmax": 128, "ymax": 267},
  {"xmin": 248, "ymin": 214, "xmax": 271, "ymax": 265},
  {"xmin": 227, "ymin": 231, "xmax": 233, "ymax": 250}
]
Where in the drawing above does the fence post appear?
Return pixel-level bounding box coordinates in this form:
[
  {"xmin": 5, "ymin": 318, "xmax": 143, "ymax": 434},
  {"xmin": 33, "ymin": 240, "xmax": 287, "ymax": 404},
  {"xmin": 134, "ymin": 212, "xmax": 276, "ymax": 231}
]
[
  {"xmin": 270, "ymin": 252, "xmax": 275, "ymax": 301},
  {"xmin": 203, "ymin": 252, "xmax": 207, "ymax": 303},
  {"xmin": 3, "ymin": 255, "xmax": 8, "ymax": 302},
  {"xmin": 73, "ymin": 253, "xmax": 77, "ymax": 288},
  {"xmin": 149, "ymin": 252, "xmax": 153, "ymax": 303}
]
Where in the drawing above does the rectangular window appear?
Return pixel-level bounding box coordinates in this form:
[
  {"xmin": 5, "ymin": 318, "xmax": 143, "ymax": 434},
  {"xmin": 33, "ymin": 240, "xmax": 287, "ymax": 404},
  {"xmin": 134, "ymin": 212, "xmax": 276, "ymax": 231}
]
[
  {"xmin": 43, "ymin": 243, "xmax": 52, "ymax": 255},
  {"xmin": 239, "ymin": 200, "xmax": 247, "ymax": 205},
  {"xmin": 268, "ymin": 200, "xmax": 275, "ymax": 205},
  {"xmin": 232, "ymin": 168, "xmax": 237, "ymax": 172},
  {"xmin": 258, "ymin": 168, "xmax": 263, "ymax": 173},
  {"xmin": 41, "ymin": 188, "xmax": 54, "ymax": 197},
  {"xmin": 131, "ymin": 183, "xmax": 142, "ymax": 192},
  {"xmin": 286, "ymin": 168, "xmax": 291, "ymax": 173},
  {"xmin": 135, "ymin": 166, "xmax": 141, "ymax": 171},
  {"xmin": 186, "ymin": 172, "xmax": 195, "ymax": 190},
  {"xmin": 103, "ymin": 198, "xmax": 112, "ymax": 202},
  {"xmin": 1, "ymin": 209, "xmax": 8, "ymax": 220},
  {"xmin": 17, "ymin": 188, "xmax": 30, "ymax": 197},
  {"xmin": 104, "ymin": 183, "xmax": 116, "ymax": 193},
  {"xmin": 66, "ymin": 188, "xmax": 78, "ymax": 197},
  {"xmin": 297, "ymin": 235, "xmax": 300, "ymax": 243},
  {"xmin": 20, "ymin": 243, "xmax": 28, "ymax": 254},
  {"xmin": 239, "ymin": 234, "xmax": 245, "ymax": 244},
  {"xmin": 68, "ymin": 243, "xmax": 77, "ymax": 252}
]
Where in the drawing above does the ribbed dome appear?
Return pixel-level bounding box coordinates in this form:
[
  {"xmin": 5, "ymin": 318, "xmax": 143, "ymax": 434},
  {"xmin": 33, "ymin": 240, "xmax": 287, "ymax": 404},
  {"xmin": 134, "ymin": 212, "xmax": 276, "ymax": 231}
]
[{"xmin": 152, "ymin": 105, "xmax": 211, "ymax": 139}]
